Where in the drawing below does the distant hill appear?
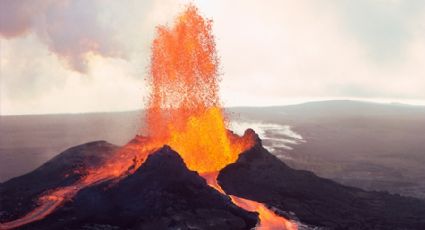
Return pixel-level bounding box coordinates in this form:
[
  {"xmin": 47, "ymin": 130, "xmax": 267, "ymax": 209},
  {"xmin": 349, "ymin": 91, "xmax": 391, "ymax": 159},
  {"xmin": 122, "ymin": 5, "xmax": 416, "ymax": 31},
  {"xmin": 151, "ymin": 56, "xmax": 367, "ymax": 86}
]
[
  {"xmin": 230, "ymin": 100, "xmax": 425, "ymax": 199},
  {"xmin": 230, "ymin": 100, "xmax": 425, "ymax": 119}
]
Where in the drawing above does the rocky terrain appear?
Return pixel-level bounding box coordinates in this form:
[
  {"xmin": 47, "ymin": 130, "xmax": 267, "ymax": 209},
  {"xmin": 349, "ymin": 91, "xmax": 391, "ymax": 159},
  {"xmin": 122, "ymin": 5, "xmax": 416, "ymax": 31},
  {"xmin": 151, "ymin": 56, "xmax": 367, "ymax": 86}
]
[
  {"xmin": 218, "ymin": 135, "xmax": 425, "ymax": 230},
  {"xmin": 2, "ymin": 131, "xmax": 425, "ymax": 229},
  {"xmin": 0, "ymin": 141, "xmax": 119, "ymax": 222}
]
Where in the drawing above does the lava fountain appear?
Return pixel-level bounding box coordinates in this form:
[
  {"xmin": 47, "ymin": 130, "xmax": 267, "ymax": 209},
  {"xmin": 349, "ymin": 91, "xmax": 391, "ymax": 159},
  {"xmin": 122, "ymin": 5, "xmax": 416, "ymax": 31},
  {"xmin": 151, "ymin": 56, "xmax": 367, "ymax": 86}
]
[
  {"xmin": 0, "ymin": 4, "xmax": 296, "ymax": 230},
  {"xmin": 145, "ymin": 5, "xmax": 296, "ymax": 230},
  {"xmin": 145, "ymin": 5, "xmax": 252, "ymax": 173}
]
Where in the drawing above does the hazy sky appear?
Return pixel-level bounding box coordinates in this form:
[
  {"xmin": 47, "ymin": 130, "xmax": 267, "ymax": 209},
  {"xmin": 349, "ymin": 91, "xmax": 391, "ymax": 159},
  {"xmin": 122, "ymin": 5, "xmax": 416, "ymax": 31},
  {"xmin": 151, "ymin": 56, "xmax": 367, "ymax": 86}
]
[{"xmin": 1, "ymin": 0, "xmax": 425, "ymax": 115}]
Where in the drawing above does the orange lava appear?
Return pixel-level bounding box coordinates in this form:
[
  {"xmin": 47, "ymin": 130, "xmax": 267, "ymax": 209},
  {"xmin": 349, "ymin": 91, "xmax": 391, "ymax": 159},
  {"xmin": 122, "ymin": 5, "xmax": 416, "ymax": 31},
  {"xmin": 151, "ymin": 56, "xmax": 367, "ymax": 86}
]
[
  {"xmin": 203, "ymin": 172, "xmax": 297, "ymax": 230},
  {"xmin": 231, "ymin": 196, "xmax": 297, "ymax": 230},
  {"xmin": 145, "ymin": 5, "xmax": 252, "ymax": 173}
]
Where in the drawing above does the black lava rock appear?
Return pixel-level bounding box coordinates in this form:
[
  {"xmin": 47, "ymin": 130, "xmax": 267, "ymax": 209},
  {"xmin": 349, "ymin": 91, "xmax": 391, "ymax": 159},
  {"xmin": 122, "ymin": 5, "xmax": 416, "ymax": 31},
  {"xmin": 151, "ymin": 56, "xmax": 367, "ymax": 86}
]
[
  {"xmin": 0, "ymin": 141, "xmax": 118, "ymax": 222},
  {"xmin": 218, "ymin": 132, "xmax": 425, "ymax": 230},
  {"xmin": 17, "ymin": 145, "xmax": 257, "ymax": 230}
]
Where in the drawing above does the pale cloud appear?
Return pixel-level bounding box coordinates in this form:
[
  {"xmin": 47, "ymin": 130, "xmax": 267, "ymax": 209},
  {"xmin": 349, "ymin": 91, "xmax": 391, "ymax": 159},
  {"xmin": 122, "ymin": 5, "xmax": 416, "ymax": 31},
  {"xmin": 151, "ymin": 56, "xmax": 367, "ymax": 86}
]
[
  {"xmin": 1, "ymin": 0, "xmax": 425, "ymax": 115},
  {"xmin": 0, "ymin": 0, "xmax": 182, "ymax": 115},
  {"xmin": 1, "ymin": 35, "xmax": 142, "ymax": 115},
  {"xmin": 190, "ymin": 0, "xmax": 425, "ymax": 106},
  {"xmin": 336, "ymin": 0, "xmax": 425, "ymax": 62},
  {"xmin": 0, "ymin": 0, "xmax": 123, "ymax": 73}
]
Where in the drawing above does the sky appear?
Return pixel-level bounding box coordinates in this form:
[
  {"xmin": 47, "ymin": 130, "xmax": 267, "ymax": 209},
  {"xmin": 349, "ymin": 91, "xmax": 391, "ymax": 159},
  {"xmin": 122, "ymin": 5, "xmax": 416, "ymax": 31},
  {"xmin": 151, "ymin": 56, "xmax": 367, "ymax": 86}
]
[{"xmin": 1, "ymin": 0, "xmax": 425, "ymax": 115}]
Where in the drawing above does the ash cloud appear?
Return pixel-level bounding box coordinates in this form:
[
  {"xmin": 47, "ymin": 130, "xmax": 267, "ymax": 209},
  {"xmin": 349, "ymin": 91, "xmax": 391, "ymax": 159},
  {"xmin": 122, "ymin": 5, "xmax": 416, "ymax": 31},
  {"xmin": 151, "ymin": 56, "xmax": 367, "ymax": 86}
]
[{"xmin": 0, "ymin": 0, "xmax": 123, "ymax": 73}]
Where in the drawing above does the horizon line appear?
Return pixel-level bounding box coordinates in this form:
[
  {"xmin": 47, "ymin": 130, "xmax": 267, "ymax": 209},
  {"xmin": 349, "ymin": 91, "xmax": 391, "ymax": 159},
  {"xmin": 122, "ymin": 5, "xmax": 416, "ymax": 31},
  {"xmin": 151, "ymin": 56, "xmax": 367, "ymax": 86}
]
[{"xmin": 2, "ymin": 98, "xmax": 425, "ymax": 117}]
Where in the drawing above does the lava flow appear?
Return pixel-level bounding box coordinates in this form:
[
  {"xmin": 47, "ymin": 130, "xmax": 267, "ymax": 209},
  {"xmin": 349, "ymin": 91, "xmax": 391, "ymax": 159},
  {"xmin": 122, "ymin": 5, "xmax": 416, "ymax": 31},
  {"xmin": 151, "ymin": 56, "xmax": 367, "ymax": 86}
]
[
  {"xmin": 0, "ymin": 4, "xmax": 296, "ymax": 230},
  {"xmin": 203, "ymin": 172, "xmax": 297, "ymax": 230}
]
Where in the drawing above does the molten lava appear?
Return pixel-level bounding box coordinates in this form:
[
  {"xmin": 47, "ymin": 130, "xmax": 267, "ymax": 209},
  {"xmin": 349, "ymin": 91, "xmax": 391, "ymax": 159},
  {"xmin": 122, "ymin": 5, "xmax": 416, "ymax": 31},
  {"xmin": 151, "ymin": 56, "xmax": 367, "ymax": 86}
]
[
  {"xmin": 0, "ymin": 4, "xmax": 296, "ymax": 230},
  {"xmin": 203, "ymin": 172, "xmax": 297, "ymax": 230},
  {"xmin": 145, "ymin": 5, "xmax": 251, "ymax": 173}
]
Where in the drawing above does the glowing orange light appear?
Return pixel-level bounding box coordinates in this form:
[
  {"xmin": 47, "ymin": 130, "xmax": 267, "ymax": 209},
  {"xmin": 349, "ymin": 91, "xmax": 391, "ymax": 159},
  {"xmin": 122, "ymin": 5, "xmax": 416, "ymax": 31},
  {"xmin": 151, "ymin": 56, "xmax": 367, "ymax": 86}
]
[{"xmin": 145, "ymin": 5, "xmax": 253, "ymax": 173}]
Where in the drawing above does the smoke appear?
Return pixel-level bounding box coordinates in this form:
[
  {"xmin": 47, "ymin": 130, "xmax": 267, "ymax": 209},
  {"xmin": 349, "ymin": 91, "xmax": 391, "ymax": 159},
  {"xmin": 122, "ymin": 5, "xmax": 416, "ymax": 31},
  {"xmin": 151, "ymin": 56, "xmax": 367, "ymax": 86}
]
[{"xmin": 0, "ymin": 0, "xmax": 123, "ymax": 73}]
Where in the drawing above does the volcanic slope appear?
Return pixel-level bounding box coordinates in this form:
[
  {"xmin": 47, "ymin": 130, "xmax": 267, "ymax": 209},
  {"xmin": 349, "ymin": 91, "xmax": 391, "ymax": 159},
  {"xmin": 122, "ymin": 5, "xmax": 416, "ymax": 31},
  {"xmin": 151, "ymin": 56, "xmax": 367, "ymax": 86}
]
[
  {"xmin": 218, "ymin": 132, "xmax": 425, "ymax": 230},
  {"xmin": 0, "ymin": 141, "xmax": 119, "ymax": 223},
  {"xmin": 0, "ymin": 144, "xmax": 257, "ymax": 230}
]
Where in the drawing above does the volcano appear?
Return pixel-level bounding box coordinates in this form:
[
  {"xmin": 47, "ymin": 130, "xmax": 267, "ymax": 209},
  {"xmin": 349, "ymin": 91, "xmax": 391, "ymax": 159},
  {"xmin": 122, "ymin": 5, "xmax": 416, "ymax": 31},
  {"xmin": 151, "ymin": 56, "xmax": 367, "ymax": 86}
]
[{"xmin": 2, "ymin": 4, "xmax": 425, "ymax": 230}]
